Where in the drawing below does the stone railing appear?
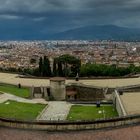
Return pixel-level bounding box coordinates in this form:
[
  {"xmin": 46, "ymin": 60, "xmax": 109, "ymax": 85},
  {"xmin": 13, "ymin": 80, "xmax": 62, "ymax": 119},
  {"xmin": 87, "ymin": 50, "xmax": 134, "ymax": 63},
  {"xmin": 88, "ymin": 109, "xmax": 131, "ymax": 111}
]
[
  {"xmin": 113, "ymin": 90, "xmax": 127, "ymax": 116},
  {"xmin": 117, "ymin": 84, "xmax": 140, "ymax": 92},
  {"xmin": 0, "ymin": 115, "xmax": 140, "ymax": 131}
]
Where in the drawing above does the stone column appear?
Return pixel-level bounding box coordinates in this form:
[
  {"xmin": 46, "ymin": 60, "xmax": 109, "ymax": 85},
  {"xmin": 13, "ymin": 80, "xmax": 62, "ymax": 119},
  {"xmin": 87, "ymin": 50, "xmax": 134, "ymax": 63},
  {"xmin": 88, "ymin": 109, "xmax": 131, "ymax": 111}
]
[
  {"xmin": 50, "ymin": 77, "xmax": 66, "ymax": 101},
  {"xmin": 30, "ymin": 86, "xmax": 34, "ymax": 99},
  {"xmin": 44, "ymin": 87, "xmax": 49, "ymax": 101}
]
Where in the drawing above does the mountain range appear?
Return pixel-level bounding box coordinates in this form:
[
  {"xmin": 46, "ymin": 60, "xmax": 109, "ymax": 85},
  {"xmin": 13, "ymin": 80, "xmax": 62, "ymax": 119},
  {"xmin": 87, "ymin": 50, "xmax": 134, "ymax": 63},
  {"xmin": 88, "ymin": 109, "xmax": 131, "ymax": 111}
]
[
  {"xmin": 1, "ymin": 24, "xmax": 140, "ymax": 41},
  {"xmin": 49, "ymin": 25, "xmax": 140, "ymax": 41}
]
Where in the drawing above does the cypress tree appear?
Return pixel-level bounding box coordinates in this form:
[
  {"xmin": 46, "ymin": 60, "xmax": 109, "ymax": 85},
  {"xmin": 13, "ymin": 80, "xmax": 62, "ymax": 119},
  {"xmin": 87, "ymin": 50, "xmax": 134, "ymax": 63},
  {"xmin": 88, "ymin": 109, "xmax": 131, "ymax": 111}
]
[
  {"xmin": 54, "ymin": 54, "xmax": 81, "ymax": 77},
  {"xmin": 58, "ymin": 60, "xmax": 63, "ymax": 77},
  {"xmin": 47, "ymin": 57, "xmax": 52, "ymax": 76},
  {"xmin": 39, "ymin": 57, "xmax": 43, "ymax": 76},
  {"xmin": 53, "ymin": 58, "xmax": 57, "ymax": 76},
  {"xmin": 43, "ymin": 56, "xmax": 52, "ymax": 77}
]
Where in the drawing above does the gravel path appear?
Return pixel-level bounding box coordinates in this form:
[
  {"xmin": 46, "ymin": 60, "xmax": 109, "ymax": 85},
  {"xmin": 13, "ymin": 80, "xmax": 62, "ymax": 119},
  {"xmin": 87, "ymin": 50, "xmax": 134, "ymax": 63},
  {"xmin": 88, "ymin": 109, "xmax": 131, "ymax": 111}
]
[
  {"xmin": 120, "ymin": 92, "xmax": 140, "ymax": 115},
  {"xmin": 37, "ymin": 101, "xmax": 72, "ymax": 120},
  {"xmin": 0, "ymin": 72, "xmax": 140, "ymax": 88},
  {"xmin": 0, "ymin": 93, "xmax": 47, "ymax": 104}
]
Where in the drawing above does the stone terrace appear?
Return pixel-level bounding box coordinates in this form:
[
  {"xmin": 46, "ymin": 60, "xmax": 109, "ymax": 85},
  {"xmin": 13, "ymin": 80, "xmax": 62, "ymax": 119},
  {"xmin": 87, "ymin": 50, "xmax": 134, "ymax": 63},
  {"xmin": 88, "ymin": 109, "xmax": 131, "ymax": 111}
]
[
  {"xmin": 0, "ymin": 72, "xmax": 140, "ymax": 88},
  {"xmin": 120, "ymin": 92, "xmax": 140, "ymax": 115}
]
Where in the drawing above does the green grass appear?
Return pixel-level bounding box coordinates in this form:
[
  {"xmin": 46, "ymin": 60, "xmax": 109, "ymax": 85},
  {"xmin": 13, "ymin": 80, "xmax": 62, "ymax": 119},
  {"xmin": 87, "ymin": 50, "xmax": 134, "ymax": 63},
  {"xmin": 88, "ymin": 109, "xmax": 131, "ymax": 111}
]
[
  {"xmin": 0, "ymin": 100, "xmax": 46, "ymax": 120},
  {"xmin": 0, "ymin": 84, "xmax": 30, "ymax": 98},
  {"xmin": 67, "ymin": 105, "xmax": 118, "ymax": 121}
]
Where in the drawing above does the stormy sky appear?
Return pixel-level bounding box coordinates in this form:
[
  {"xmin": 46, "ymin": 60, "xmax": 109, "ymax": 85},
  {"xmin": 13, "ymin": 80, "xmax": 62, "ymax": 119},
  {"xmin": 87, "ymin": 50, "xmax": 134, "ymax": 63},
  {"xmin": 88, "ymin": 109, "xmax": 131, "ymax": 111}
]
[{"xmin": 0, "ymin": 0, "xmax": 140, "ymax": 35}]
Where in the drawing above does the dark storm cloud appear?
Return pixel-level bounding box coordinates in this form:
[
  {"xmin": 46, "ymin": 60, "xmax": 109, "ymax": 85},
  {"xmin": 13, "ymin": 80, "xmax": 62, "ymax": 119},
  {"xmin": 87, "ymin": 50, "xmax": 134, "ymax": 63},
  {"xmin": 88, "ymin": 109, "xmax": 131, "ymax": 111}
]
[
  {"xmin": 0, "ymin": 0, "xmax": 140, "ymax": 33},
  {"xmin": 0, "ymin": 0, "xmax": 140, "ymax": 14},
  {"xmin": 83, "ymin": 0, "xmax": 131, "ymax": 8}
]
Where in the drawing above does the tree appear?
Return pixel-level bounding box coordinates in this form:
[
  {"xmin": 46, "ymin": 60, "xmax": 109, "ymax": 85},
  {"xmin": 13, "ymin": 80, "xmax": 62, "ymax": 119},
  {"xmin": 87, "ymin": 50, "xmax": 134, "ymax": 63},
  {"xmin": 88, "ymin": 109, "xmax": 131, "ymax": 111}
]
[
  {"xmin": 39, "ymin": 57, "xmax": 43, "ymax": 76},
  {"xmin": 70, "ymin": 59, "xmax": 81, "ymax": 76},
  {"xmin": 58, "ymin": 60, "xmax": 63, "ymax": 76},
  {"xmin": 32, "ymin": 68, "xmax": 40, "ymax": 76},
  {"xmin": 47, "ymin": 57, "xmax": 52, "ymax": 76},
  {"xmin": 43, "ymin": 56, "xmax": 52, "ymax": 77},
  {"xmin": 79, "ymin": 63, "xmax": 139, "ymax": 77},
  {"xmin": 53, "ymin": 58, "xmax": 57, "ymax": 76},
  {"xmin": 55, "ymin": 54, "xmax": 81, "ymax": 77}
]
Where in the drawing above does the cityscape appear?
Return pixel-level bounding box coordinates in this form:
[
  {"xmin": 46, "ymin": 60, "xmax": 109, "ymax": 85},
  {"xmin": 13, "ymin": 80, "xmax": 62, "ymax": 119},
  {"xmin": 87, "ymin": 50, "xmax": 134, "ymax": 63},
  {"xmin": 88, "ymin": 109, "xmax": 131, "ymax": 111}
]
[
  {"xmin": 0, "ymin": 40, "xmax": 140, "ymax": 70},
  {"xmin": 0, "ymin": 0, "xmax": 140, "ymax": 140}
]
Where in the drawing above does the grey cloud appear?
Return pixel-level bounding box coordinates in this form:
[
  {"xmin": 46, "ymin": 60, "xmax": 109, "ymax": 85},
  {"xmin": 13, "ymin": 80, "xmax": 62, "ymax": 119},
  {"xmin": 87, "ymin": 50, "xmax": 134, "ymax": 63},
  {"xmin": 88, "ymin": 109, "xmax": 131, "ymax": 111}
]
[
  {"xmin": 0, "ymin": 0, "xmax": 140, "ymax": 15},
  {"xmin": 0, "ymin": 0, "xmax": 140, "ymax": 33}
]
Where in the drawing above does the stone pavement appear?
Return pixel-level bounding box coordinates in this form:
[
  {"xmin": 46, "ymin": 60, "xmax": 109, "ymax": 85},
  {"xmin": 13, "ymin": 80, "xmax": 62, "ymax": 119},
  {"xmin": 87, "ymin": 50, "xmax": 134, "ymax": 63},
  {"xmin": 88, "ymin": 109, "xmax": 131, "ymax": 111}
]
[
  {"xmin": 0, "ymin": 124, "xmax": 140, "ymax": 140},
  {"xmin": 0, "ymin": 72, "xmax": 140, "ymax": 88},
  {"xmin": 37, "ymin": 101, "xmax": 72, "ymax": 120},
  {"xmin": 120, "ymin": 92, "xmax": 140, "ymax": 115}
]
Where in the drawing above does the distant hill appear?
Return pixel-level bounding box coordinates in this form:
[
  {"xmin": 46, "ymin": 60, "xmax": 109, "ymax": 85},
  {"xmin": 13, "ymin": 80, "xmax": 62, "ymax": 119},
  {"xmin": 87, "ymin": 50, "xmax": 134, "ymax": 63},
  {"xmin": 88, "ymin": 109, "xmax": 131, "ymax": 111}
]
[
  {"xmin": 1, "ymin": 23, "xmax": 140, "ymax": 41},
  {"xmin": 49, "ymin": 25, "xmax": 140, "ymax": 41}
]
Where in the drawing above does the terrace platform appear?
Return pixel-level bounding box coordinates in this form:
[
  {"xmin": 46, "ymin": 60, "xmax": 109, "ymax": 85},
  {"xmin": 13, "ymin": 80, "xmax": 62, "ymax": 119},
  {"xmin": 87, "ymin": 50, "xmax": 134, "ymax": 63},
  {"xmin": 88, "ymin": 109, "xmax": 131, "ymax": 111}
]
[{"xmin": 120, "ymin": 92, "xmax": 140, "ymax": 115}]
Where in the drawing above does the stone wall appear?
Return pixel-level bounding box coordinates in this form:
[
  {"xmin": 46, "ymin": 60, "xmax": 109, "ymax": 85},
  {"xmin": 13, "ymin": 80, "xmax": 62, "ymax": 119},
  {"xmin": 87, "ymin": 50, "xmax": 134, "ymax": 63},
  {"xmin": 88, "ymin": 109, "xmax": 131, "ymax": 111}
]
[
  {"xmin": 30, "ymin": 83, "xmax": 116, "ymax": 101},
  {"xmin": 113, "ymin": 90, "xmax": 127, "ymax": 116},
  {"xmin": 66, "ymin": 84, "xmax": 105, "ymax": 101},
  {"xmin": 105, "ymin": 88, "xmax": 115, "ymax": 94},
  {"xmin": 30, "ymin": 86, "xmax": 49, "ymax": 100},
  {"xmin": 118, "ymin": 85, "xmax": 140, "ymax": 92},
  {"xmin": 0, "ymin": 115, "xmax": 140, "ymax": 131}
]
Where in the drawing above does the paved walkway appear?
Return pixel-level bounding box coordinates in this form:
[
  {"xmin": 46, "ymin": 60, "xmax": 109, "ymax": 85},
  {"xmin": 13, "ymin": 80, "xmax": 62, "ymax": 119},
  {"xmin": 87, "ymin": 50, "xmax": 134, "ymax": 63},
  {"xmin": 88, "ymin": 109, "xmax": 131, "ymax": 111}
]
[
  {"xmin": 0, "ymin": 93, "xmax": 47, "ymax": 104},
  {"xmin": 120, "ymin": 92, "xmax": 140, "ymax": 115},
  {"xmin": 0, "ymin": 125, "xmax": 140, "ymax": 140},
  {"xmin": 0, "ymin": 72, "xmax": 140, "ymax": 88},
  {"xmin": 0, "ymin": 93, "xmax": 71, "ymax": 121},
  {"xmin": 37, "ymin": 101, "xmax": 72, "ymax": 120}
]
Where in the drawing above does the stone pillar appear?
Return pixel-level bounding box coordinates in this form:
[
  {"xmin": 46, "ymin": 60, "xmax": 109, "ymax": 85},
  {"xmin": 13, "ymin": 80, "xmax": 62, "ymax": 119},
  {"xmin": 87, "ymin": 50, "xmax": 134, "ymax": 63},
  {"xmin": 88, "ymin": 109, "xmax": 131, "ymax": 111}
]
[
  {"xmin": 40, "ymin": 86, "xmax": 44, "ymax": 98},
  {"xmin": 44, "ymin": 87, "xmax": 49, "ymax": 101},
  {"xmin": 30, "ymin": 86, "xmax": 34, "ymax": 99},
  {"xmin": 50, "ymin": 77, "xmax": 66, "ymax": 101}
]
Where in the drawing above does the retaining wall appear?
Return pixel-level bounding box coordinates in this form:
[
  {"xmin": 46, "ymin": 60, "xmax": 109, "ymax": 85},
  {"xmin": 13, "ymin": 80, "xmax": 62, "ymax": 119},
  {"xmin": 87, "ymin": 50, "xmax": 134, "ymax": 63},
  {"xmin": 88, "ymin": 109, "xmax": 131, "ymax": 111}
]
[
  {"xmin": 66, "ymin": 84, "xmax": 105, "ymax": 101},
  {"xmin": 118, "ymin": 85, "xmax": 140, "ymax": 92},
  {"xmin": 113, "ymin": 90, "xmax": 127, "ymax": 116},
  {"xmin": 0, "ymin": 115, "xmax": 140, "ymax": 131}
]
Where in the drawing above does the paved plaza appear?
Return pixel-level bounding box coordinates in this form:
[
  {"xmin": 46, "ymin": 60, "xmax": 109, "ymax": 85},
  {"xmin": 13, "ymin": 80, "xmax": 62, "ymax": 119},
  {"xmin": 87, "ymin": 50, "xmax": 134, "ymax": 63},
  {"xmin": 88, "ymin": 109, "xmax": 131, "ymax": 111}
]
[
  {"xmin": 0, "ymin": 72, "xmax": 140, "ymax": 88},
  {"xmin": 120, "ymin": 92, "xmax": 140, "ymax": 115}
]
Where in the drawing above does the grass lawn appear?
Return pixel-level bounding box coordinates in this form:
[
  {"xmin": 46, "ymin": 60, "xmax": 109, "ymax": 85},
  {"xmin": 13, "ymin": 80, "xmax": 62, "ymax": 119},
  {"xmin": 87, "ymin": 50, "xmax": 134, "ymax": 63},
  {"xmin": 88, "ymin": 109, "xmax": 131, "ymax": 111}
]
[
  {"xmin": 0, "ymin": 84, "xmax": 30, "ymax": 98},
  {"xmin": 67, "ymin": 105, "xmax": 118, "ymax": 121},
  {"xmin": 0, "ymin": 100, "xmax": 46, "ymax": 120}
]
